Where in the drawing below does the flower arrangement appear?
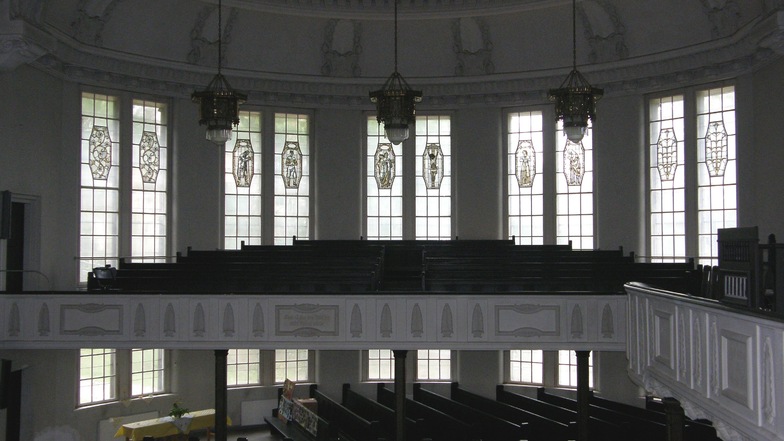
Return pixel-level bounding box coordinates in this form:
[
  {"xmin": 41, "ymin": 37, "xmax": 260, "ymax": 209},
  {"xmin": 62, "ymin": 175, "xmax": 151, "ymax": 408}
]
[{"xmin": 169, "ymin": 402, "xmax": 190, "ymax": 419}]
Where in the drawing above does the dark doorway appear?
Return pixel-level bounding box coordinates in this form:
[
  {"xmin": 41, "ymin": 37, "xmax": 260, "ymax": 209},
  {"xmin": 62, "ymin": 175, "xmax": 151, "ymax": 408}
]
[{"xmin": 5, "ymin": 202, "xmax": 24, "ymax": 292}]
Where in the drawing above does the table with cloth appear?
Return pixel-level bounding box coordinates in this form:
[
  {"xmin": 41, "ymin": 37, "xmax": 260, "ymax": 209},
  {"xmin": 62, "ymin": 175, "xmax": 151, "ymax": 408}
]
[{"xmin": 114, "ymin": 409, "xmax": 231, "ymax": 441}]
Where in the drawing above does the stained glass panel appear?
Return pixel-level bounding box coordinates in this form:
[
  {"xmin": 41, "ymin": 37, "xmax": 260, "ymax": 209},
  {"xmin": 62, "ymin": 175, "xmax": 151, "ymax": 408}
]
[
  {"xmin": 421, "ymin": 143, "xmax": 444, "ymax": 189},
  {"xmin": 515, "ymin": 139, "xmax": 536, "ymax": 188},
  {"xmin": 705, "ymin": 120, "xmax": 728, "ymax": 177},
  {"xmin": 656, "ymin": 127, "xmax": 678, "ymax": 181},
  {"xmin": 374, "ymin": 143, "xmax": 396, "ymax": 189},
  {"xmin": 233, "ymin": 139, "xmax": 255, "ymax": 187},
  {"xmin": 139, "ymin": 131, "xmax": 160, "ymax": 184},
  {"xmin": 89, "ymin": 126, "xmax": 112, "ymax": 180},
  {"xmin": 562, "ymin": 140, "xmax": 585, "ymax": 186},
  {"xmin": 281, "ymin": 141, "xmax": 303, "ymax": 189}
]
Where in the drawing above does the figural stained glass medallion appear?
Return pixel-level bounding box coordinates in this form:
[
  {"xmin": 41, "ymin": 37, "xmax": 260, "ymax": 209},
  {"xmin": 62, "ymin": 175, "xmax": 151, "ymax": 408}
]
[
  {"xmin": 515, "ymin": 139, "xmax": 536, "ymax": 188},
  {"xmin": 422, "ymin": 143, "xmax": 444, "ymax": 189},
  {"xmin": 656, "ymin": 128, "xmax": 678, "ymax": 181},
  {"xmin": 88, "ymin": 125, "xmax": 112, "ymax": 180},
  {"xmin": 281, "ymin": 141, "xmax": 303, "ymax": 189},
  {"xmin": 374, "ymin": 143, "xmax": 396, "ymax": 189},
  {"xmin": 139, "ymin": 131, "xmax": 160, "ymax": 184},
  {"xmin": 705, "ymin": 120, "xmax": 728, "ymax": 177},
  {"xmin": 232, "ymin": 139, "xmax": 254, "ymax": 187},
  {"xmin": 562, "ymin": 140, "xmax": 585, "ymax": 186}
]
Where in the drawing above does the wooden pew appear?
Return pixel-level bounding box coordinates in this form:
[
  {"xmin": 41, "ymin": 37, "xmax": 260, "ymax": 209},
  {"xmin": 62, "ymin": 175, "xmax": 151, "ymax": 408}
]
[
  {"xmin": 342, "ymin": 384, "xmax": 424, "ymax": 441},
  {"xmin": 376, "ymin": 384, "xmax": 478, "ymax": 441},
  {"xmin": 536, "ymin": 388, "xmax": 664, "ymax": 441},
  {"xmin": 496, "ymin": 386, "xmax": 625, "ymax": 441},
  {"xmin": 590, "ymin": 394, "xmax": 720, "ymax": 441},
  {"xmin": 266, "ymin": 387, "xmax": 332, "ymax": 441},
  {"xmin": 449, "ymin": 383, "xmax": 573, "ymax": 441},
  {"xmin": 310, "ymin": 385, "xmax": 390, "ymax": 441},
  {"xmin": 412, "ymin": 383, "xmax": 528, "ymax": 441}
]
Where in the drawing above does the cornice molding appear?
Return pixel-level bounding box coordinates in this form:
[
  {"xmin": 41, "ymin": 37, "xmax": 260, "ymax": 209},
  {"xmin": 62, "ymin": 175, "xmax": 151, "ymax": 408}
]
[{"xmin": 26, "ymin": 9, "xmax": 784, "ymax": 108}]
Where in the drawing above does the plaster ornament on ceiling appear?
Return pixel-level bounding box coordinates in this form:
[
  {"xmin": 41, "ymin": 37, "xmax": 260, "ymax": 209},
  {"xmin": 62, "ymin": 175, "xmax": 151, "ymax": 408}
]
[
  {"xmin": 452, "ymin": 17, "xmax": 494, "ymax": 76},
  {"xmin": 321, "ymin": 19, "xmax": 363, "ymax": 77},
  {"xmin": 700, "ymin": 0, "xmax": 741, "ymax": 38},
  {"xmin": 70, "ymin": 0, "xmax": 122, "ymax": 46},
  {"xmin": 10, "ymin": 0, "xmax": 45, "ymax": 23},
  {"xmin": 579, "ymin": 0, "xmax": 628, "ymax": 64},
  {"xmin": 188, "ymin": 4, "xmax": 238, "ymax": 68}
]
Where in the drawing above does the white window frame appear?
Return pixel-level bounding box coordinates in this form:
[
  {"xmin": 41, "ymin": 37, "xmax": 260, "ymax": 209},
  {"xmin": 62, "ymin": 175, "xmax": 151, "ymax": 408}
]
[
  {"xmin": 78, "ymin": 348, "xmax": 169, "ymax": 407},
  {"xmin": 646, "ymin": 84, "xmax": 737, "ymax": 265},
  {"xmin": 557, "ymin": 350, "xmax": 593, "ymax": 389},
  {"xmin": 224, "ymin": 111, "xmax": 264, "ymax": 249},
  {"xmin": 415, "ymin": 349, "xmax": 453, "ymax": 382},
  {"xmin": 507, "ymin": 349, "xmax": 544, "ymax": 385},
  {"xmin": 365, "ymin": 114, "xmax": 454, "ymax": 240}
]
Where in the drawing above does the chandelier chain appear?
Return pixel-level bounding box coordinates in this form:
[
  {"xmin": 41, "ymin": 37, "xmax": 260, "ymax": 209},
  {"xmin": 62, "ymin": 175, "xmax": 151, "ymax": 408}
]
[
  {"xmin": 572, "ymin": 0, "xmax": 576, "ymax": 70},
  {"xmin": 394, "ymin": 0, "xmax": 398, "ymax": 73},
  {"xmin": 218, "ymin": 0, "xmax": 223, "ymax": 75}
]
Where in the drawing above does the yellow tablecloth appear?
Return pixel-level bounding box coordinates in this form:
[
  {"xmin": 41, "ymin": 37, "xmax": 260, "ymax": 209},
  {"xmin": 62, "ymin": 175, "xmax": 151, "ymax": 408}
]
[{"xmin": 114, "ymin": 409, "xmax": 231, "ymax": 441}]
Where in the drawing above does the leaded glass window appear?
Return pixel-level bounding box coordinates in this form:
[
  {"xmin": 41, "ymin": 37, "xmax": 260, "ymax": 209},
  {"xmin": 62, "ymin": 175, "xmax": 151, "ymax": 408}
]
[
  {"xmin": 649, "ymin": 95, "xmax": 686, "ymax": 263},
  {"xmin": 421, "ymin": 143, "xmax": 444, "ymax": 189},
  {"xmin": 415, "ymin": 115, "xmax": 451, "ymax": 240},
  {"xmin": 274, "ymin": 113, "xmax": 310, "ymax": 245},
  {"xmin": 697, "ymin": 86, "xmax": 737, "ymax": 265},
  {"xmin": 367, "ymin": 117, "xmax": 403, "ymax": 240},
  {"xmin": 515, "ymin": 140, "xmax": 536, "ymax": 188},
  {"xmin": 131, "ymin": 99, "xmax": 168, "ymax": 262},
  {"xmin": 89, "ymin": 126, "xmax": 112, "ymax": 180},
  {"xmin": 507, "ymin": 111, "xmax": 544, "ymax": 245},
  {"xmin": 225, "ymin": 111, "xmax": 262, "ymax": 249},
  {"xmin": 139, "ymin": 131, "xmax": 160, "ymax": 184},
  {"xmin": 232, "ymin": 139, "xmax": 255, "ymax": 188},
  {"xmin": 80, "ymin": 92, "xmax": 120, "ymax": 283},
  {"xmin": 374, "ymin": 143, "xmax": 397, "ymax": 189},
  {"xmin": 556, "ymin": 121, "xmax": 594, "ymax": 249}
]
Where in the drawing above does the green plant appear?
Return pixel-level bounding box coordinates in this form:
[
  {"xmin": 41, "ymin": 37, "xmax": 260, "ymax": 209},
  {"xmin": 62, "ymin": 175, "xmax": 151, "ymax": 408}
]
[{"xmin": 169, "ymin": 402, "xmax": 190, "ymax": 418}]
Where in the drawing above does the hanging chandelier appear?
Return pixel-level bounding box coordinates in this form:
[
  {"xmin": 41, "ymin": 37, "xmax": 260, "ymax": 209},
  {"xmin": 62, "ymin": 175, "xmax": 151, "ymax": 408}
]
[
  {"xmin": 192, "ymin": 0, "xmax": 247, "ymax": 145},
  {"xmin": 548, "ymin": 0, "xmax": 603, "ymax": 143},
  {"xmin": 369, "ymin": 0, "xmax": 422, "ymax": 145}
]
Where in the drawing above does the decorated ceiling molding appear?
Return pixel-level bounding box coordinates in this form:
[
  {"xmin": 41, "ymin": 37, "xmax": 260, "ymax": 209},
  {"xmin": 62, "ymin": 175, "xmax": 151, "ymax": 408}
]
[{"xmin": 2, "ymin": 1, "xmax": 784, "ymax": 106}]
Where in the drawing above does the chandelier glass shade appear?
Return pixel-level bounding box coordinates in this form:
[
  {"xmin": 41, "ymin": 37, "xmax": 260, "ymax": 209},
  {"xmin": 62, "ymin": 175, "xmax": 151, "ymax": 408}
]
[
  {"xmin": 370, "ymin": 71, "xmax": 422, "ymax": 145},
  {"xmin": 548, "ymin": 0, "xmax": 602, "ymax": 143},
  {"xmin": 370, "ymin": 0, "xmax": 422, "ymax": 145},
  {"xmin": 191, "ymin": 0, "xmax": 246, "ymax": 145}
]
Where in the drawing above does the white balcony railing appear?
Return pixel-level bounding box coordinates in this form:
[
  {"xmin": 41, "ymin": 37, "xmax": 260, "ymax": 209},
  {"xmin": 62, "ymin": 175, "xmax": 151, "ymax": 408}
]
[{"xmin": 626, "ymin": 282, "xmax": 784, "ymax": 441}]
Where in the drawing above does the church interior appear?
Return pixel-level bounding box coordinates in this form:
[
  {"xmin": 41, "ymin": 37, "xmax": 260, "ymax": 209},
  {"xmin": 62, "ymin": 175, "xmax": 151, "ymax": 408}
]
[{"xmin": 1, "ymin": 1, "xmax": 784, "ymax": 440}]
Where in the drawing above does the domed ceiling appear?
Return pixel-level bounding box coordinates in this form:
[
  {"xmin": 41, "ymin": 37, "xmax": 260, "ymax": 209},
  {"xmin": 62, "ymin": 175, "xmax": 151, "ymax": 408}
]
[{"xmin": 3, "ymin": 0, "xmax": 784, "ymax": 107}]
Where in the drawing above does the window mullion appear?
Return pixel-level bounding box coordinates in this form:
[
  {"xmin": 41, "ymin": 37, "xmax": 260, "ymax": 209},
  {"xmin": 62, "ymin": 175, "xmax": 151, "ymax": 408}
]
[
  {"xmin": 683, "ymin": 89, "xmax": 700, "ymax": 260},
  {"xmin": 542, "ymin": 107, "xmax": 558, "ymax": 244},
  {"xmin": 119, "ymin": 93, "xmax": 134, "ymax": 260},
  {"xmin": 402, "ymin": 134, "xmax": 417, "ymax": 240}
]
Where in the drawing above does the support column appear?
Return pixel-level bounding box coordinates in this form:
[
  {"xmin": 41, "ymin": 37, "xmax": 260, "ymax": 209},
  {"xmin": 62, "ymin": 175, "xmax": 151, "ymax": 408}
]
[
  {"xmin": 576, "ymin": 350, "xmax": 590, "ymax": 441},
  {"xmin": 214, "ymin": 349, "xmax": 229, "ymax": 441},
  {"xmin": 393, "ymin": 350, "xmax": 408, "ymax": 441},
  {"xmin": 663, "ymin": 397, "xmax": 685, "ymax": 441}
]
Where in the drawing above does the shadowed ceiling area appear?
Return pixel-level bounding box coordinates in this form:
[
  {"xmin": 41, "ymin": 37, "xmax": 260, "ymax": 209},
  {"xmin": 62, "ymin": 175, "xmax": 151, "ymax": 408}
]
[{"xmin": 3, "ymin": 0, "xmax": 784, "ymax": 105}]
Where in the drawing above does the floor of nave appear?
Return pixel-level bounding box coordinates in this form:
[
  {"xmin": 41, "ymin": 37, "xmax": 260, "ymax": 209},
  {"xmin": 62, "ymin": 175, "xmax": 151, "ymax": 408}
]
[{"xmin": 190, "ymin": 425, "xmax": 281, "ymax": 441}]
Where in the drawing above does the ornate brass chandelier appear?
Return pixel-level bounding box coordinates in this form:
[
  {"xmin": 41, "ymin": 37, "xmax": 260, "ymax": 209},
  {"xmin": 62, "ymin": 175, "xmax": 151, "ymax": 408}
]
[
  {"xmin": 369, "ymin": 0, "xmax": 422, "ymax": 145},
  {"xmin": 548, "ymin": 0, "xmax": 603, "ymax": 143},
  {"xmin": 191, "ymin": 0, "xmax": 247, "ymax": 145}
]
